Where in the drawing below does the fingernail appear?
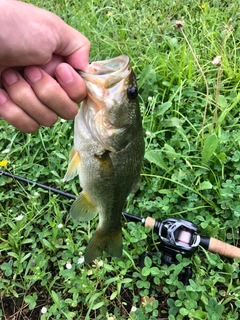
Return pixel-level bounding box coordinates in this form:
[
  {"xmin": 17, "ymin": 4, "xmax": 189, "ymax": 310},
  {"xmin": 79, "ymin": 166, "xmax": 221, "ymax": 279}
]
[
  {"xmin": 3, "ymin": 69, "xmax": 18, "ymax": 85},
  {"xmin": 0, "ymin": 89, "xmax": 8, "ymax": 105},
  {"xmin": 25, "ymin": 67, "xmax": 42, "ymax": 83},
  {"xmin": 56, "ymin": 64, "xmax": 74, "ymax": 84}
]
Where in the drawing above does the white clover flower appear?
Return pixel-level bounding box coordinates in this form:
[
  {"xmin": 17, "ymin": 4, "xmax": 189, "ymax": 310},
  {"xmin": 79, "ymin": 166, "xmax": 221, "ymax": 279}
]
[
  {"xmin": 57, "ymin": 223, "xmax": 63, "ymax": 229},
  {"xmin": 15, "ymin": 214, "xmax": 24, "ymax": 221},
  {"xmin": 78, "ymin": 256, "xmax": 85, "ymax": 264},
  {"xmin": 41, "ymin": 306, "xmax": 47, "ymax": 314},
  {"xmin": 1, "ymin": 148, "xmax": 10, "ymax": 154},
  {"xmin": 131, "ymin": 306, "xmax": 137, "ymax": 312},
  {"xmin": 148, "ymin": 96, "xmax": 153, "ymax": 101},
  {"xmin": 87, "ymin": 270, "xmax": 93, "ymax": 276},
  {"xmin": 66, "ymin": 262, "xmax": 72, "ymax": 269},
  {"xmin": 97, "ymin": 260, "xmax": 103, "ymax": 267},
  {"xmin": 34, "ymin": 192, "xmax": 39, "ymax": 197},
  {"xmin": 146, "ymin": 131, "xmax": 151, "ymax": 135}
]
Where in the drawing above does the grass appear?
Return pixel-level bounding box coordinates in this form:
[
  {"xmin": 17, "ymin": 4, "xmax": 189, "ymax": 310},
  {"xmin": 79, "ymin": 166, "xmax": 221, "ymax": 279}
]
[{"xmin": 1, "ymin": 0, "xmax": 240, "ymax": 319}]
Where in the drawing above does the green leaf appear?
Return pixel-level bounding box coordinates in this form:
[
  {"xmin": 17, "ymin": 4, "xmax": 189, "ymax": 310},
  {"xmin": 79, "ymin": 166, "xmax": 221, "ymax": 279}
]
[
  {"xmin": 120, "ymin": 278, "xmax": 132, "ymax": 284},
  {"xmin": 25, "ymin": 293, "xmax": 37, "ymax": 310},
  {"xmin": 175, "ymin": 300, "xmax": 182, "ymax": 307},
  {"xmin": 164, "ymin": 143, "xmax": 179, "ymax": 161},
  {"xmin": 20, "ymin": 252, "xmax": 32, "ymax": 263},
  {"xmin": 142, "ymin": 267, "xmax": 151, "ymax": 276},
  {"xmin": 179, "ymin": 307, "xmax": 189, "ymax": 315},
  {"xmin": 201, "ymin": 133, "xmax": 219, "ymax": 164},
  {"xmin": 137, "ymin": 65, "xmax": 156, "ymax": 89},
  {"xmin": 189, "ymin": 309, "xmax": 207, "ymax": 320},
  {"xmin": 198, "ymin": 181, "xmax": 213, "ymax": 190},
  {"xmin": 51, "ymin": 290, "xmax": 61, "ymax": 306},
  {"xmin": 144, "ymin": 150, "xmax": 168, "ymax": 170},
  {"xmin": 1, "ymin": 261, "xmax": 13, "ymax": 277},
  {"xmin": 154, "ymin": 101, "xmax": 172, "ymax": 117},
  {"xmin": 144, "ymin": 256, "xmax": 152, "ymax": 268},
  {"xmin": 55, "ymin": 152, "xmax": 67, "ymax": 160},
  {"xmin": 42, "ymin": 239, "xmax": 54, "ymax": 250},
  {"xmin": 206, "ymin": 297, "xmax": 224, "ymax": 318},
  {"xmin": 92, "ymin": 301, "xmax": 105, "ymax": 310},
  {"xmin": 150, "ymin": 267, "xmax": 160, "ymax": 276},
  {"xmin": 104, "ymin": 276, "xmax": 119, "ymax": 286},
  {"xmin": 218, "ymin": 95, "xmax": 227, "ymax": 108},
  {"xmin": 235, "ymin": 301, "xmax": 240, "ymax": 308},
  {"xmin": 110, "ymin": 291, "xmax": 118, "ymax": 300}
]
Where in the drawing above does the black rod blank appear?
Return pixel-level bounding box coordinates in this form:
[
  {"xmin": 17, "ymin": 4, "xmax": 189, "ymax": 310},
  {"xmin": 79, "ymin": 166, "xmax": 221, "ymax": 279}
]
[{"xmin": 0, "ymin": 170, "xmax": 77, "ymax": 199}]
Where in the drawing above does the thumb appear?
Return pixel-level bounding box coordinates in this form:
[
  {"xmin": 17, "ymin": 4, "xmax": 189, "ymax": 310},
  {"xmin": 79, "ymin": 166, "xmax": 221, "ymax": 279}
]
[
  {"xmin": 65, "ymin": 41, "xmax": 90, "ymax": 72},
  {"xmin": 55, "ymin": 23, "xmax": 90, "ymax": 72}
]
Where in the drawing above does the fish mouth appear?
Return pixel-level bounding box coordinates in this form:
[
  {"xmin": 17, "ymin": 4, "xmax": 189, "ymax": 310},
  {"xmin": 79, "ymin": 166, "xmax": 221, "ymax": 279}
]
[
  {"xmin": 87, "ymin": 55, "xmax": 129, "ymax": 75},
  {"xmin": 77, "ymin": 55, "xmax": 136, "ymax": 151},
  {"xmin": 78, "ymin": 55, "xmax": 131, "ymax": 89}
]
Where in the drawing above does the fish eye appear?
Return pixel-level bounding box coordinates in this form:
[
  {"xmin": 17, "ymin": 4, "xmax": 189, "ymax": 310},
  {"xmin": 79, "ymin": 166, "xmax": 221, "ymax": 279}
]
[{"xmin": 127, "ymin": 85, "xmax": 138, "ymax": 100}]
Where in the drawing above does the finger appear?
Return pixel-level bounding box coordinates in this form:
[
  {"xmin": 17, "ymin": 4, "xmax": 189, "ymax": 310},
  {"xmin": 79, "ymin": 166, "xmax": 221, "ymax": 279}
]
[
  {"xmin": 0, "ymin": 89, "xmax": 40, "ymax": 133},
  {"xmin": 2, "ymin": 69, "xmax": 58, "ymax": 126},
  {"xmin": 41, "ymin": 54, "xmax": 64, "ymax": 77},
  {"xmin": 24, "ymin": 66, "xmax": 79, "ymax": 119},
  {"xmin": 55, "ymin": 63, "xmax": 87, "ymax": 102}
]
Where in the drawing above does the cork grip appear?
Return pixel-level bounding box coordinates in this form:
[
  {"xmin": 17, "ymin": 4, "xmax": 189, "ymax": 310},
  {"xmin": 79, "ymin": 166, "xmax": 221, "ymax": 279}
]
[
  {"xmin": 144, "ymin": 217, "xmax": 156, "ymax": 230},
  {"xmin": 208, "ymin": 238, "xmax": 240, "ymax": 258}
]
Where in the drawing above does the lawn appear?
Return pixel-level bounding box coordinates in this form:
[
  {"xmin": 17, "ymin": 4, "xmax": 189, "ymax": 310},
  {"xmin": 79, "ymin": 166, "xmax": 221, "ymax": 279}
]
[{"xmin": 1, "ymin": 0, "xmax": 240, "ymax": 319}]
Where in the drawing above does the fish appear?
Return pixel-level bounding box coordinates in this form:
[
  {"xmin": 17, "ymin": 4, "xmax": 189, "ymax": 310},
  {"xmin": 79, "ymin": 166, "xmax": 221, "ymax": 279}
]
[{"xmin": 63, "ymin": 55, "xmax": 144, "ymax": 263}]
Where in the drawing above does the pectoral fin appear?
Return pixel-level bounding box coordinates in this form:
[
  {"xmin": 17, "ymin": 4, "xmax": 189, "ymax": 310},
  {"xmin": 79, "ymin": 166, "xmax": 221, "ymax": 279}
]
[
  {"xmin": 70, "ymin": 191, "xmax": 98, "ymax": 221},
  {"xmin": 63, "ymin": 148, "xmax": 81, "ymax": 181}
]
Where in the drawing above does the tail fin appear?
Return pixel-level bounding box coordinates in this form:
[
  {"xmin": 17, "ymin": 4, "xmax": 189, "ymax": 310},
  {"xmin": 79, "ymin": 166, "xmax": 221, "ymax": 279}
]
[{"xmin": 84, "ymin": 227, "xmax": 122, "ymax": 263}]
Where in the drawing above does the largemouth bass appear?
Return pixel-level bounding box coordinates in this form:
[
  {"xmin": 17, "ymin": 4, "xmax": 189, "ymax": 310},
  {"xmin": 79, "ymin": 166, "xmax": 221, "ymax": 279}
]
[{"xmin": 63, "ymin": 55, "xmax": 144, "ymax": 263}]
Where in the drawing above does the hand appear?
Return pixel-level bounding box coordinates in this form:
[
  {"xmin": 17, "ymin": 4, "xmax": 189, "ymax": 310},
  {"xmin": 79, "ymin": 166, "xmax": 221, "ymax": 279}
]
[{"xmin": 0, "ymin": 0, "xmax": 90, "ymax": 133}]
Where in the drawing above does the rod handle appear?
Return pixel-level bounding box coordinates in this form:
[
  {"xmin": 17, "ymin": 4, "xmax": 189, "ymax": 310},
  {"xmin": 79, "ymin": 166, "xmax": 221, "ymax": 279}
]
[{"xmin": 208, "ymin": 237, "xmax": 240, "ymax": 259}]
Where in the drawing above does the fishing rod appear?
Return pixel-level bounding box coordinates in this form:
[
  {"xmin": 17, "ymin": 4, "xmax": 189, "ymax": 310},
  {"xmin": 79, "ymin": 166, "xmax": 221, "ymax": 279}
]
[
  {"xmin": 1, "ymin": 169, "xmax": 240, "ymax": 270},
  {"xmin": 0, "ymin": 170, "xmax": 76, "ymax": 200}
]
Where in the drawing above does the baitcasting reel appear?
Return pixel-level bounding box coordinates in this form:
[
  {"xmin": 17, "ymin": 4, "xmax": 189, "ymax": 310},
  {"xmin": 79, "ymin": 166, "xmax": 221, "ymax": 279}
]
[
  {"xmin": 149, "ymin": 217, "xmax": 200, "ymax": 264},
  {"xmin": 124, "ymin": 213, "xmax": 240, "ymax": 284}
]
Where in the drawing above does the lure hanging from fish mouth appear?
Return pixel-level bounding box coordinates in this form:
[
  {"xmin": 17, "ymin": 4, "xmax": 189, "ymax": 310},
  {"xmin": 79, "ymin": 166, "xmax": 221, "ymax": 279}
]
[{"xmin": 64, "ymin": 55, "xmax": 145, "ymax": 263}]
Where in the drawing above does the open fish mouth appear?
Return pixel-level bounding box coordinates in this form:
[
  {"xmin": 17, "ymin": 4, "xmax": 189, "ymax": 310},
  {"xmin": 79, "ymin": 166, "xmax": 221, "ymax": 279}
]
[
  {"xmin": 82, "ymin": 55, "xmax": 130, "ymax": 75},
  {"xmin": 78, "ymin": 55, "xmax": 131, "ymax": 90}
]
